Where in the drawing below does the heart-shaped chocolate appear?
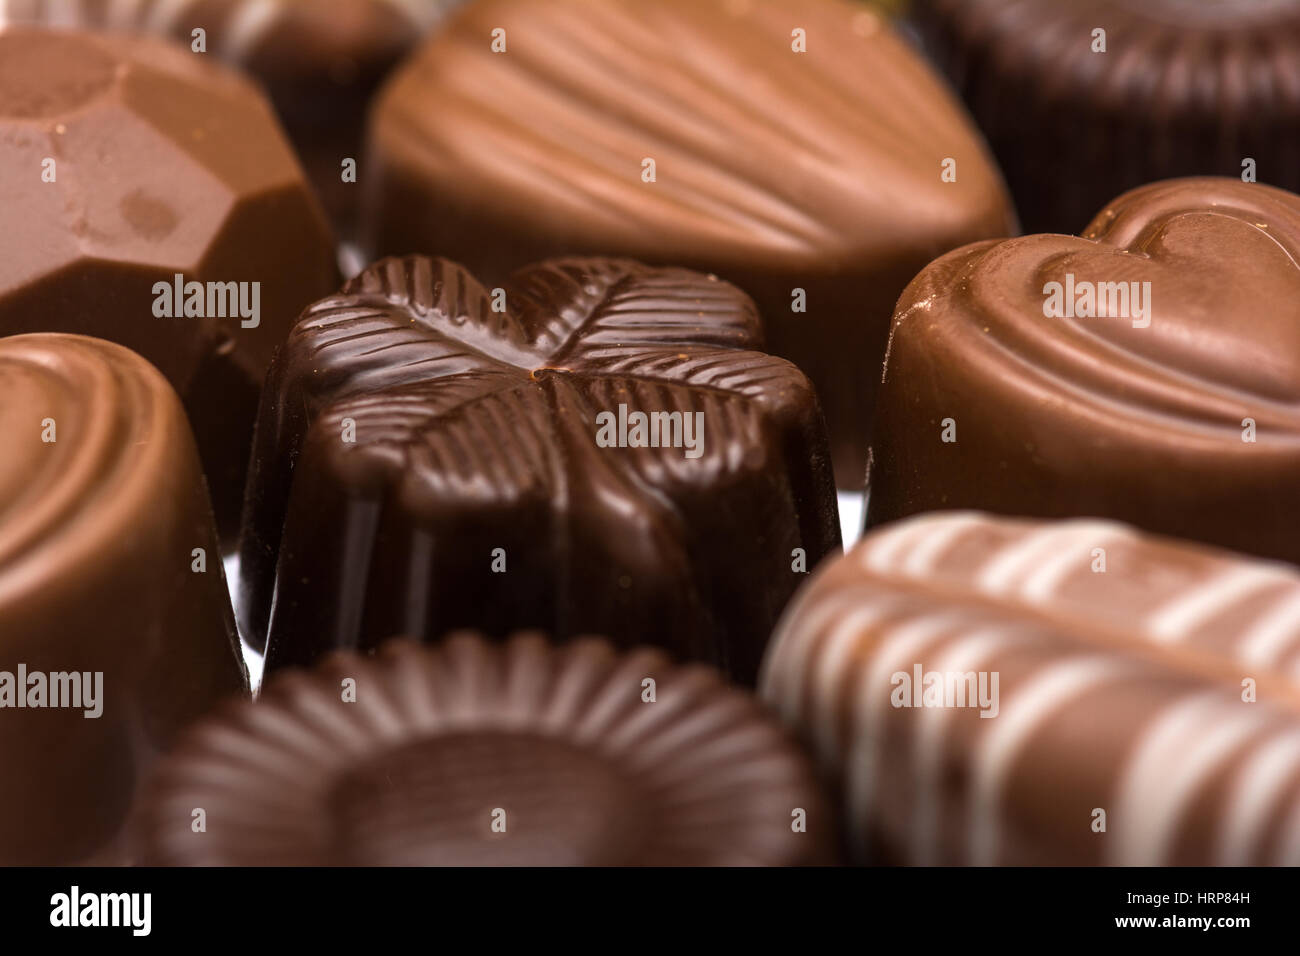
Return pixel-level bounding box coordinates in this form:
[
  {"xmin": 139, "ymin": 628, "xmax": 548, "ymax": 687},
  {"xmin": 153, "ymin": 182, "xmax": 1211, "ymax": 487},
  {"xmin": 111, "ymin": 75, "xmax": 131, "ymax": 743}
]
[
  {"xmin": 867, "ymin": 177, "xmax": 1300, "ymax": 565},
  {"xmin": 239, "ymin": 256, "xmax": 839, "ymax": 682}
]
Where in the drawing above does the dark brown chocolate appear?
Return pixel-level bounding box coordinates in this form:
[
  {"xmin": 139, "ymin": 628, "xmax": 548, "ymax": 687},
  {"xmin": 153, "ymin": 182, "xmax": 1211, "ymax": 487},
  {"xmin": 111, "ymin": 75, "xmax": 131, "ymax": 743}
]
[
  {"xmin": 238, "ymin": 256, "xmax": 839, "ymax": 683},
  {"xmin": 361, "ymin": 0, "xmax": 1017, "ymax": 487},
  {"xmin": 866, "ymin": 177, "xmax": 1300, "ymax": 565},
  {"xmin": 763, "ymin": 511, "xmax": 1300, "ymax": 865},
  {"xmin": 914, "ymin": 0, "xmax": 1300, "ymax": 233},
  {"xmin": 134, "ymin": 634, "xmax": 834, "ymax": 866},
  {"xmin": 0, "ymin": 333, "xmax": 248, "ymax": 866},
  {"xmin": 0, "ymin": 28, "xmax": 339, "ymax": 540}
]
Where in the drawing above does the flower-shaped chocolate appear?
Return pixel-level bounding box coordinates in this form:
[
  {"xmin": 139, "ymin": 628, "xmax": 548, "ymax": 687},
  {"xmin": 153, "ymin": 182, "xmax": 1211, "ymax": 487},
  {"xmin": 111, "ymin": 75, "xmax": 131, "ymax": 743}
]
[{"xmin": 239, "ymin": 256, "xmax": 839, "ymax": 682}]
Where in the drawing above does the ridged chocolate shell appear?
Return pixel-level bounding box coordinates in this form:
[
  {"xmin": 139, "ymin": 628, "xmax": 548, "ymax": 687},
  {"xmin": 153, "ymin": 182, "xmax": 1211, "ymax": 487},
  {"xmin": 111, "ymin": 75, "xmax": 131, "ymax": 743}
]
[
  {"xmin": 363, "ymin": 0, "xmax": 1017, "ymax": 484},
  {"xmin": 915, "ymin": 0, "xmax": 1300, "ymax": 232},
  {"xmin": 134, "ymin": 634, "xmax": 833, "ymax": 866}
]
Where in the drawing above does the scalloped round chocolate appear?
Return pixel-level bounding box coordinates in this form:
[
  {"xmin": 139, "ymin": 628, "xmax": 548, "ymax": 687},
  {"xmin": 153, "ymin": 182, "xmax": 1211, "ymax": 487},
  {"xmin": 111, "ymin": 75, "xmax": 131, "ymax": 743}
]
[{"xmin": 134, "ymin": 634, "xmax": 834, "ymax": 866}]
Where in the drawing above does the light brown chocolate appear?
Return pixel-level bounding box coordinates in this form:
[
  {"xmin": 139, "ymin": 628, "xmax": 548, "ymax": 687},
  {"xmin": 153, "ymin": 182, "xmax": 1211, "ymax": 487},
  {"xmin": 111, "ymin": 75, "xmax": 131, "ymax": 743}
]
[
  {"xmin": 362, "ymin": 0, "xmax": 1016, "ymax": 486},
  {"xmin": 2, "ymin": 1, "xmax": 458, "ymax": 232},
  {"xmin": 0, "ymin": 27, "xmax": 339, "ymax": 540},
  {"xmin": 868, "ymin": 177, "xmax": 1300, "ymax": 564},
  {"xmin": 0, "ymin": 334, "xmax": 248, "ymax": 865},
  {"xmin": 762, "ymin": 511, "xmax": 1300, "ymax": 865}
]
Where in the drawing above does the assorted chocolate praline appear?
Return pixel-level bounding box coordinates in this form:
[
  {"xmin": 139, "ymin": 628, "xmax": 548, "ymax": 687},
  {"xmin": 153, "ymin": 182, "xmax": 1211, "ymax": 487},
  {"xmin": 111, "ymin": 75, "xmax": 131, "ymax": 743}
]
[
  {"xmin": 4, "ymin": 0, "xmax": 459, "ymax": 233},
  {"xmin": 763, "ymin": 511, "xmax": 1300, "ymax": 866},
  {"xmin": 133, "ymin": 635, "xmax": 834, "ymax": 866},
  {"xmin": 3, "ymin": 0, "xmax": 1299, "ymax": 871},
  {"xmin": 913, "ymin": 0, "xmax": 1300, "ymax": 233}
]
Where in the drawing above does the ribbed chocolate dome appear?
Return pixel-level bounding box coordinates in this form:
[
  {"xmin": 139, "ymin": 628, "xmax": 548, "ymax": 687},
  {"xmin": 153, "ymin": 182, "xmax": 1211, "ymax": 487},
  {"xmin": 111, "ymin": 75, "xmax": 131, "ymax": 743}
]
[
  {"xmin": 916, "ymin": 0, "xmax": 1300, "ymax": 232},
  {"xmin": 134, "ymin": 634, "xmax": 834, "ymax": 865}
]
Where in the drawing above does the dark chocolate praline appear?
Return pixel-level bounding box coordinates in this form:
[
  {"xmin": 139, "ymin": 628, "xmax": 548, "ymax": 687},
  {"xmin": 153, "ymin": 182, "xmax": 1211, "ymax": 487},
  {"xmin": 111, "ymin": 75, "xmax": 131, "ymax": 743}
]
[
  {"xmin": 914, "ymin": 0, "xmax": 1300, "ymax": 233},
  {"xmin": 135, "ymin": 635, "xmax": 835, "ymax": 866},
  {"xmin": 239, "ymin": 255, "xmax": 840, "ymax": 684}
]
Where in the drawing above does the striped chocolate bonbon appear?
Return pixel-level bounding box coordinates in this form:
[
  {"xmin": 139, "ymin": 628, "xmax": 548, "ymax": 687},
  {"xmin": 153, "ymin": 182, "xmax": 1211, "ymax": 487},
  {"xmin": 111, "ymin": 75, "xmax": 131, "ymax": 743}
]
[{"xmin": 761, "ymin": 510, "xmax": 1300, "ymax": 865}]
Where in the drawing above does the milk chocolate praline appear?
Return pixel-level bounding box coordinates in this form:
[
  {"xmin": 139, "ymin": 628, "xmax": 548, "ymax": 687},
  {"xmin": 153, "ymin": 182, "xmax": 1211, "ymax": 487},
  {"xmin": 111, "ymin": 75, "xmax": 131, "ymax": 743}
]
[
  {"xmin": 763, "ymin": 511, "xmax": 1300, "ymax": 865},
  {"xmin": 362, "ymin": 0, "xmax": 1016, "ymax": 486},
  {"xmin": 0, "ymin": 28, "xmax": 338, "ymax": 541},
  {"xmin": 3, "ymin": 0, "xmax": 458, "ymax": 233},
  {"xmin": 867, "ymin": 178, "xmax": 1300, "ymax": 565},
  {"xmin": 0, "ymin": 334, "xmax": 247, "ymax": 866}
]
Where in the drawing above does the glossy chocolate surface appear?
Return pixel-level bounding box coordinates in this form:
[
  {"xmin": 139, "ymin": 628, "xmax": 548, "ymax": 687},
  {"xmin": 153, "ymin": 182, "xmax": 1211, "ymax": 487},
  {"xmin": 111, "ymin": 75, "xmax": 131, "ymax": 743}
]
[
  {"xmin": 0, "ymin": 334, "xmax": 248, "ymax": 865},
  {"xmin": 363, "ymin": 0, "xmax": 1016, "ymax": 486},
  {"xmin": 915, "ymin": 0, "xmax": 1300, "ymax": 233},
  {"xmin": 0, "ymin": 28, "xmax": 339, "ymax": 540},
  {"xmin": 239, "ymin": 256, "xmax": 839, "ymax": 682},
  {"xmin": 867, "ymin": 178, "xmax": 1300, "ymax": 564},
  {"xmin": 3, "ymin": 0, "xmax": 456, "ymax": 232},
  {"xmin": 763, "ymin": 511, "xmax": 1300, "ymax": 865},
  {"xmin": 135, "ymin": 635, "xmax": 834, "ymax": 865}
]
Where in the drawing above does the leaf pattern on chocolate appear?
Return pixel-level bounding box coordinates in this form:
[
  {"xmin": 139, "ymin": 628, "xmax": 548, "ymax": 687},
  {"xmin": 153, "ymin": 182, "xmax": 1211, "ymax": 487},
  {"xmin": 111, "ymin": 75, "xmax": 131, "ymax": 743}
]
[
  {"xmin": 508, "ymin": 258, "xmax": 764, "ymax": 359},
  {"xmin": 577, "ymin": 347, "xmax": 819, "ymax": 418},
  {"xmin": 289, "ymin": 256, "xmax": 802, "ymax": 504},
  {"xmin": 240, "ymin": 255, "xmax": 833, "ymax": 660},
  {"xmin": 313, "ymin": 378, "xmax": 556, "ymax": 506},
  {"xmin": 372, "ymin": 0, "xmax": 1014, "ymax": 264},
  {"xmin": 302, "ymin": 257, "xmax": 804, "ymax": 543}
]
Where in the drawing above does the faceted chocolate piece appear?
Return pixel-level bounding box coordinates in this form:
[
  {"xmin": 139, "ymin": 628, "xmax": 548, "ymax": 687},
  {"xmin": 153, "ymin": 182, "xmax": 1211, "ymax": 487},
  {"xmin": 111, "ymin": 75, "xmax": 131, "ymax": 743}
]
[
  {"xmin": 134, "ymin": 634, "xmax": 834, "ymax": 866},
  {"xmin": 3, "ymin": 1, "xmax": 458, "ymax": 232},
  {"xmin": 0, "ymin": 28, "xmax": 339, "ymax": 540},
  {"xmin": 867, "ymin": 178, "xmax": 1300, "ymax": 565},
  {"xmin": 0, "ymin": 334, "xmax": 248, "ymax": 866},
  {"xmin": 239, "ymin": 256, "xmax": 839, "ymax": 682},
  {"xmin": 362, "ymin": 0, "xmax": 1017, "ymax": 486},
  {"xmin": 762, "ymin": 511, "xmax": 1300, "ymax": 865},
  {"xmin": 914, "ymin": 0, "xmax": 1300, "ymax": 233}
]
